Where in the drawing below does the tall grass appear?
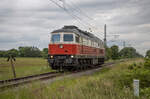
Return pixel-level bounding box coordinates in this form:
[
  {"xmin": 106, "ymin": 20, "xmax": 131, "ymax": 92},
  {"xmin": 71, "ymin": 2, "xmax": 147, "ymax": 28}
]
[
  {"xmin": 0, "ymin": 58, "xmax": 53, "ymax": 80},
  {"xmin": 0, "ymin": 58, "xmax": 147, "ymax": 99}
]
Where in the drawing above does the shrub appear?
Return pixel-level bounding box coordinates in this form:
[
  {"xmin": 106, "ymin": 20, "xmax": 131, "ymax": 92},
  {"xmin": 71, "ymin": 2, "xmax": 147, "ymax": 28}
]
[
  {"xmin": 119, "ymin": 66, "xmax": 150, "ymax": 88},
  {"xmin": 133, "ymin": 69, "xmax": 150, "ymax": 88},
  {"xmin": 116, "ymin": 60, "xmax": 150, "ymax": 98},
  {"xmin": 141, "ymin": 87, "xmax": 150, "ymax": 98},
  {"xmin": 144, "ymin": 58, "xmax": 150, "ymax": 69},
  {"xmin": 117, "ymin": 71, "xmax": 134, "ymax": 89},
  {"xmin": 128, "ymin": 63, "xmax": 141, "ymax": 70},
  {"xmin": 128, "ymin": 64, "xmax": 134, "ymax": 70}
]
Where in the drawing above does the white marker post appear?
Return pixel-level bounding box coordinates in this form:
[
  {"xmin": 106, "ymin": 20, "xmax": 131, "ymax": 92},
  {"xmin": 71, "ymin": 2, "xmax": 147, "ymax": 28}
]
[{"xmin": 133, "ymin": 79, "xmax": 139, "ymax": 97}]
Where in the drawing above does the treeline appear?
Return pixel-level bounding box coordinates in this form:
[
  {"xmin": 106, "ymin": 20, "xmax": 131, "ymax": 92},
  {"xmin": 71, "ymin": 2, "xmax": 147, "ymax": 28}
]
[
  {"xmin": 0, "ymin": 46, "xmax": 48, "ymax": 58},
  {"xmin": 106, "ymin": 45, "xmax": 143, "ymax": 60},
  {"xmin": 0, "ymin": 45, "xmax": 146, "ymax": 59}
]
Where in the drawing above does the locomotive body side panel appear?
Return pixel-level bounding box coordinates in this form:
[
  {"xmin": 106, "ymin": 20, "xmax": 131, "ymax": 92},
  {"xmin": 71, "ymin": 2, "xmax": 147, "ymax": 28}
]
[
  {"xmin": 48, "ymin": 44, "xmax": 105, "ymax": 57},
  {"xmin": 49, "ymin": 44, "xmax": 77, "ymax": 55}
]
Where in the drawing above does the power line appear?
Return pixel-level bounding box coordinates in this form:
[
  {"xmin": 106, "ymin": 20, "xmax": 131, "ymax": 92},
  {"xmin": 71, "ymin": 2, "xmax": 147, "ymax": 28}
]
[
  {"xmin": 64, "ymin": 0, "xmax": 94, "ymax": 21},
  {"xmin": 49, "ymin": 0, "xmax": 104, "ymax": 39},
  {"xmin": 61, "ymin": 0, "xmax": 93, "ymax": 27},
  {"xmin": 65, "ymin": 0, "xmax": 105, "ymax": 34},
  {"xmin": 65, "ymin": 4, "xmax": 104, "ymax": 33},
  {"xmin": 64, "ymin": 3, "xmax": 103, "ymax": 38},
  {"xmin": 50, "ymin": 0, "xmax": 93, "ymax": 28},
  {"xmin": 58, "ymin": 0, "xmax": 104, "ymax": 34}
]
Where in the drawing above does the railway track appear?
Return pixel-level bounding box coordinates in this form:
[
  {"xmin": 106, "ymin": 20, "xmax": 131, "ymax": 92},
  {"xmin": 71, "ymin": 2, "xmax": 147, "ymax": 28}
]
[
  {"xmin": 0, "ymin": 60, "xmax": 125, "ymax": 90},
  {"xmin": 0, "ymin": 72, "xmax": 61, "ymax": 90}
]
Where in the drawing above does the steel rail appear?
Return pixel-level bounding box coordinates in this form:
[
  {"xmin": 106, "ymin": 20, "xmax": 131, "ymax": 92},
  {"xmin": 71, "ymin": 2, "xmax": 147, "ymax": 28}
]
[{"xmin": 0, "ymin": 72, "xmax": 60, "ymax": 90}]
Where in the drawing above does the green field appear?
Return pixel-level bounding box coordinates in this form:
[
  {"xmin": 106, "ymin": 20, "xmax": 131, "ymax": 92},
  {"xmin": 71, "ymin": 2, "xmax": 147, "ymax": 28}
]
[
  {"xmin": 0, "ymin": 58, "xmax": 148, "ymax": 99},
  {"xmin": 0, "ymin": 58, "xmax": 53, "ymax": 80}
]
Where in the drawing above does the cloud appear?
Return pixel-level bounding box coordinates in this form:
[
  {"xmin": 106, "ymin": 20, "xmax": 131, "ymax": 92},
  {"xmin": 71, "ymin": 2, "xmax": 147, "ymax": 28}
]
[{"xmin": 0, "ymin": 0, "xmax": 150, "ymax": 55}]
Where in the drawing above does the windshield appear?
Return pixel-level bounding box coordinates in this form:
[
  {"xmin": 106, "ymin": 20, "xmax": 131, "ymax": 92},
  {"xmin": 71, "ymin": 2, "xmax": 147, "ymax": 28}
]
[
  {"xmin": 64, "ymin": 34, "xmax": 73, "ymax": 42},
  {"xmin": 51, "ymin": 34, "xmax": 60, "ymax": 43}
]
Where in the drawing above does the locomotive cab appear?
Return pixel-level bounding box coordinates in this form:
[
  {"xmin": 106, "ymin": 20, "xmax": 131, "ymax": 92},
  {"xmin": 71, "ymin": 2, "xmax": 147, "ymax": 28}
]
[
  {"xmin": 48, "ymin": 32, "xmax": 80, "ymax": 70},
  {"xmin": 49, "ymin": 32, "xmax": 79, "ymax": 55}
]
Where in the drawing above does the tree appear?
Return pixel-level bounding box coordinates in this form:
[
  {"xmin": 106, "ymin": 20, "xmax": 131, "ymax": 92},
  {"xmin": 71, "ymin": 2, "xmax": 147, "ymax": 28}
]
[
  {"xmin": 146, "ymin": 50, "xmax": 150, "ymax": 58},
  {"xmin": 105, "ymin": 47, "xmax": 112, "ymax": 60},
  {"xmin": 110, "ymin": 45, "xmax": 119, "ymax": 60},
  {"xmin": 0, "ymin": 51, "xmax": 5, "ymax": 57},
  {"xmin": 18, "ymin": 46, "xmax": 42, "ymax": 57},
  {"xmin": 30, "ymin": 47, "xmax": 42, "ymax": 57},
  {"xmin": 0, "ymin": 50, "xmax": 10, "ymax": 57},
  {"xmin": 119, "ymin": 47, "xmax": 142, "ymax": 58},
  {"xmin": 8, "ymin": 49, "xmax": 19, "ymax": 57},
  {"xmin": 42, "ymin": 48, "xmax": 48, "ymax": 59},
  {"xmin": 0, "ymin": 51, "xmax": 4, "ymax": 57}
]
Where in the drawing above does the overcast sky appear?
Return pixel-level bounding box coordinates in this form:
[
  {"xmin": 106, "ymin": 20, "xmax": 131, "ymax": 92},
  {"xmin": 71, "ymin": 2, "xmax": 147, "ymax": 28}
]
[{"xmin": 0, "ymin": 0, "xmax": 150, "ymax": 55}]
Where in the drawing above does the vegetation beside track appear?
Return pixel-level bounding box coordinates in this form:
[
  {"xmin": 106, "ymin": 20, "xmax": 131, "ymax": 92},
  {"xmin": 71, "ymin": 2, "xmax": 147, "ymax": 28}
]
[
  {"xmin": 0, "ymin": 58, "xmax": 53, "ymax": 80},
  {"xmin": 1, "ymin": 58, "xmax": 149, "ymax": 99}
]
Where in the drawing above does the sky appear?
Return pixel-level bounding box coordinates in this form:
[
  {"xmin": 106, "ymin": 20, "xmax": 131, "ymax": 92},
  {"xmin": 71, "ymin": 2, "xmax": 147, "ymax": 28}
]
[{"xmin": 0, "ymin": 0, "xmax": 150, "ymax": 55}]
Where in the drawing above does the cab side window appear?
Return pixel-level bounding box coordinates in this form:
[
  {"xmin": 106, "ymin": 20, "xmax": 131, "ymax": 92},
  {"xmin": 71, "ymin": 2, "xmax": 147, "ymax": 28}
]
[
  {"xmin": 83, "ymin": 38, "xmax": 87, "ymax": 45},
  {"xmin": 76, "ymin": 36, "xmax": 79, "ymax": 43},
  {"xmin": 64, "ymin": 34, "xmax": 73, "ymax": 42}
]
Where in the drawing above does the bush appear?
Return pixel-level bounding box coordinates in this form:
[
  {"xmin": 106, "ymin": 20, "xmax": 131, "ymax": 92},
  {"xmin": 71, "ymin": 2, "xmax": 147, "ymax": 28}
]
[
  {"xmin": 128, "ymin": 63, "xmax": 141, "ymax": 70},
  {"xmin": 144, "ymin": 58, "xmax": 150, "ymax": 69},
  {"xmin": 134, "ymin": 69, "xmax": 150, "ymax": 88},
  {"xmin": 119, "ymin": 66, "xmax": 150, "ymax": 88},
  {"xmin": 128, "ymin": 65, "xmax": 134, "ymax": 70},
  {"xmin": 117, "ymin": 71, "xmax": 134, "ymax": 89},
  {"xmin": 116, "ymin": 60, "xmax": 150, "ymax": 97},
  {"xmin": 141, "ymin": 88, "xmax": 150, "ymax": 98}
]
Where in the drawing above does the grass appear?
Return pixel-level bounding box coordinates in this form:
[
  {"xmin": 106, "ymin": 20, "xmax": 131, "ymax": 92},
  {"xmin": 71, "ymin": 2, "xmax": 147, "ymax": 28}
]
[
  {"xmin": 0, "ymin": 58, "xmax": 147, "ymax": 99},
  {"xmin": 0, "ymin": 58, "xmax": 53, "ymax": 80}
]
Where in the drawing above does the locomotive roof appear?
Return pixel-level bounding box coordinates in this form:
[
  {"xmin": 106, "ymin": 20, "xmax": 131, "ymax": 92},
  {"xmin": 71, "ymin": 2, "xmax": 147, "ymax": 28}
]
[{"xmin": 51, "ymin": 25, "xmax": 103, "ymax": 43}]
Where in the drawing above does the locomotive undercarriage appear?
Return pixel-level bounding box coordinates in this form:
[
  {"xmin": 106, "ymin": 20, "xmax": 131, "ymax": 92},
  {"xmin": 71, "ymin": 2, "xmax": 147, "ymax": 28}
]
[{"xmin": 48, "ymin": 55, "xmax": 104, "ymax": 71}]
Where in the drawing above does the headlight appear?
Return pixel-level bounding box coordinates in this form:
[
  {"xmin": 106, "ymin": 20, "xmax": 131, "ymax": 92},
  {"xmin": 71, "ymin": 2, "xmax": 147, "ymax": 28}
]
[
  {"xmin": 71, "ymin": 55, "xmax": 74, "ymax": 58},
  {"xmin": 50, "ymin": 56, "xmax": 53, "ymax": 58},
  {"xmin": 59, "ymin": 44, "xmax": 63, "ymax": 48}
]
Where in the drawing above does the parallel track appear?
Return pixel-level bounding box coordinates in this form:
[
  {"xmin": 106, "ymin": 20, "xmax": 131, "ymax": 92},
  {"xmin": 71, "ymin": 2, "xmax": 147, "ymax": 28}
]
[{"xmin": 0, "ymin": 60, "xmax": 125, "ymax": 90}]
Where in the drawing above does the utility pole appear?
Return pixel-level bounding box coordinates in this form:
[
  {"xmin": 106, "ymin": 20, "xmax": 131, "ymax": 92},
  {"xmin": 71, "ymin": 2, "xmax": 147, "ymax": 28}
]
[
  {"xmin": 7, "ymin": 55, "xmax": 16, "ymax": 78},
  {"xmin": 104, "ymin": 24, "xmax": 107, "ymax": 48},
  {"xmin": 123, "ymin": 41, "xmax": 126, "ymax": 48}
]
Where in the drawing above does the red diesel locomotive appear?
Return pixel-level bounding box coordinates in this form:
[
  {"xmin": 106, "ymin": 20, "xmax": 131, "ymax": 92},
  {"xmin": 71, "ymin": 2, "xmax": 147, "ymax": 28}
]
[{"xmin": 48, "ymin": 25, "xmax": 105, "ymax": 70}]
